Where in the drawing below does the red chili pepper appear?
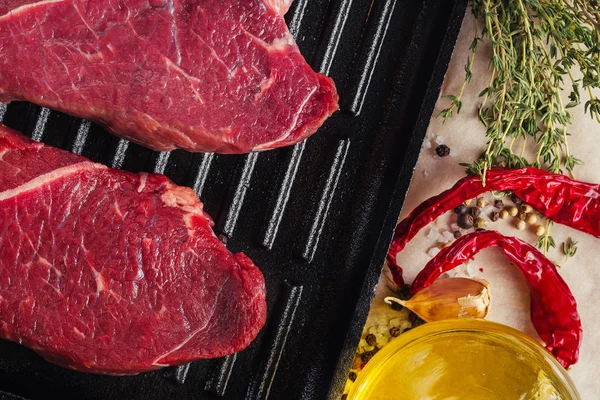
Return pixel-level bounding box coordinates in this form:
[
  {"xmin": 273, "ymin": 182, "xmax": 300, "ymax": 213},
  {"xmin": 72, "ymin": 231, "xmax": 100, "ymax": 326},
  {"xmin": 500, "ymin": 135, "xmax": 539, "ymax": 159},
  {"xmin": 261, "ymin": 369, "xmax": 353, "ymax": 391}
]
[
  {"xmin": 387, "ymin": 168, "xmax": 600, "ymax": 286},
  {"xmin": 411, "ymin": 230, "xmax": 581, "ymax": 369}
]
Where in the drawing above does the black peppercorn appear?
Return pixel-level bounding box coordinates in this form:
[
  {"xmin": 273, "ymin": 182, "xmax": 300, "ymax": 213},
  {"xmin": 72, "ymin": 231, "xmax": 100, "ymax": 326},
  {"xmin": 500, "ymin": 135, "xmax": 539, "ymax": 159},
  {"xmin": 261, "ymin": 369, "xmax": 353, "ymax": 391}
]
[
  {"xmin": 457, "ymin": 213, "xmax": 474, "ymax": 229},
  {"xmin": 218, "ymin": 234, "xmax": 228, "ymax": 244},
  {"xmin": 435, "ymin": 144, "xmax": 451, "ymax": 157},
  {"xmin": 365, "ymin": 333, "xmax": 377, "ymax": 347},
  {"xmin": 490, "ymin": 211, "xmax": 500, "ymax": 221},
  {"xmin": 361, "ymin": 350, "xmax": 375, "ymax": 363},
  {"xmin": 494, "ymin": 199, "xmax": 504, "ymax": 209},
  {"xmin": 467, "ymin": 207, "xmax": 481, "ymax": 218},
  {"xmin": 389, "ymin": 326, "xmax": 402, "ymax": 337},
  {"xmin": 454, "ymin": 204, "xmax": 467, "ymax": 214},
  {"xmin": 398, "ymin": 284, "xmax": 412, "ymax": 301},
  {"xmin": 453, "ymin": 230, "xmax": 462, "ymax": 239},
  {"xmin": 341, "ymin": 394, "xmax": 348, "ymax": 400},
  {"xmin": 475, "ymin": 228, "xmax": 485, "ymax": 232},
  {"xmin": 348, "ymin": 371, "xmax": 358, "ymax": 382},
  {"xmin": 410, "ymin": 314, "xmax": 426, "ymax": 327},
  {"xmin": 511, "ymin": 193, "xmax": 523, "ymax": 205}
]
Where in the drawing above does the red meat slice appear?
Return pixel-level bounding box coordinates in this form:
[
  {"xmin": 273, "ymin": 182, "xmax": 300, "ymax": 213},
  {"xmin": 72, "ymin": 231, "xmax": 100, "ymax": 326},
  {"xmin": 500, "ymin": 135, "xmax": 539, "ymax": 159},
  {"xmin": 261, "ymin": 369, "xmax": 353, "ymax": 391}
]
[
  {"xmin": 0, "ymin": 0, "xmax": 338, "ymax": 153},
  {"xmin": 0, "ymin": 124, "xmax": 266, "ymax": 375}
]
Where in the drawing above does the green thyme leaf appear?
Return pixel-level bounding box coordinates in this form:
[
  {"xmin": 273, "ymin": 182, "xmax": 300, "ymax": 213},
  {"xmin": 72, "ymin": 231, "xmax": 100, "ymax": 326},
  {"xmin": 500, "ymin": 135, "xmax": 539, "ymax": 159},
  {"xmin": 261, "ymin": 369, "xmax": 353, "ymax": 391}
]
[{"xmin": 562, "ymin": 237, "xmax": 579, "ymax": 258}]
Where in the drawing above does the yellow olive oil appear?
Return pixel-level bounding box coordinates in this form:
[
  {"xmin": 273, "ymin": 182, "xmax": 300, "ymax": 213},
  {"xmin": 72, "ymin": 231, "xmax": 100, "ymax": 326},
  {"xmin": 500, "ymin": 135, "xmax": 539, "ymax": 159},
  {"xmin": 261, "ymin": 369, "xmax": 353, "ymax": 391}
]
[{"xmin": 349, "ymin": 319, "xmax": 579, "ymax": 400}]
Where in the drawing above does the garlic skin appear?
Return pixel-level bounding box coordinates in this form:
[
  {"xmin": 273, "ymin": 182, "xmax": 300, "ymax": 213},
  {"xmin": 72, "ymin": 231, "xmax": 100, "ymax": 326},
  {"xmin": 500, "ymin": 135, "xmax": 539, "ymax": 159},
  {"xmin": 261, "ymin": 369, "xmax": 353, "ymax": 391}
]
[{"xmin": 385, "ymin": 278, "xmax": 491, "ymax": 322}]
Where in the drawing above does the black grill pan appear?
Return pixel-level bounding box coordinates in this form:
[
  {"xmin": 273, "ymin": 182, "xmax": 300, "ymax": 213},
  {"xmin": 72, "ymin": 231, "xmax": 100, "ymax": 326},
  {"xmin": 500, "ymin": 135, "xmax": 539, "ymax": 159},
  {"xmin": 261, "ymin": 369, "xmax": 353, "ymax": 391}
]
[{"xmin": 0, "ymin": 0, "xmax": 467, "ymax": 398}]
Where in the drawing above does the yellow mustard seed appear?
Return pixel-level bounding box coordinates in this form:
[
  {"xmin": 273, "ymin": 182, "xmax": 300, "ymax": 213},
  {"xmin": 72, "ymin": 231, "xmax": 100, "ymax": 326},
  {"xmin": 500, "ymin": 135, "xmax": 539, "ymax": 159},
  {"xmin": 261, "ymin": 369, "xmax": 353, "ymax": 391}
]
[
  {"xmin": 535, "ymin": 225, "xmax": 546, "ymax": 236},
  {"xmin": 516, "ymin": 220, "xmax": 526, "ymax": 230},
  {"xmin": 526, "ymin": 213, "xmax": 537, "ymax": 224}
]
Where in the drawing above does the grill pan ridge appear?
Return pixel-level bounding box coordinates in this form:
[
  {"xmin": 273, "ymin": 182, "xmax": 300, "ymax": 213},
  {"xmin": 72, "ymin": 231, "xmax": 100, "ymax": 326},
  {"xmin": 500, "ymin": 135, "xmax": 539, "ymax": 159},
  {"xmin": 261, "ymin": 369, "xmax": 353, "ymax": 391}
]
[{"xmin": 0, "ymin": 0, "xmax": 467, "ymax": 399}]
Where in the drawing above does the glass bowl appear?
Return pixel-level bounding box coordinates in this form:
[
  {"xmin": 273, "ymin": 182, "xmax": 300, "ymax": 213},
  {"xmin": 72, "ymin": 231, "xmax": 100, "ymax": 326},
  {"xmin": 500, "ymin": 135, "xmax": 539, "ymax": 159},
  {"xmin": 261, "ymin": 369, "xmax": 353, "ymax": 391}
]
[{"xmin": 348, "ymin": 319, "xmax": 580, "ymax": 400}]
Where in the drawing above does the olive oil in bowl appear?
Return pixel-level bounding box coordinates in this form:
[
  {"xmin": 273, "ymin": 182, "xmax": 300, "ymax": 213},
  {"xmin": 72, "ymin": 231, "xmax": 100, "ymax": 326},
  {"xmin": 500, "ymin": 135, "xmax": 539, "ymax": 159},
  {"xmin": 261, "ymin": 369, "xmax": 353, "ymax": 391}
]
[{"xmin": 348, "ymin": 319, "xmax": 579, "ymax": 400}]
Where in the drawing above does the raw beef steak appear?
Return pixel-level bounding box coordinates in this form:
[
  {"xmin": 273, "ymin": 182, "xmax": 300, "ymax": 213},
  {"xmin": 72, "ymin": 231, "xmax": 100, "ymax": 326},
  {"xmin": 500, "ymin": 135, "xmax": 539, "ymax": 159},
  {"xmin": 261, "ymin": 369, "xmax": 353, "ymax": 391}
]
[
  {"xmin": 0, "ymin": 0, "xmax": 338, "ymax": 153},
  {"xmin": 0, "ymin": 124, "xmax": 267, "ymax": 375}
]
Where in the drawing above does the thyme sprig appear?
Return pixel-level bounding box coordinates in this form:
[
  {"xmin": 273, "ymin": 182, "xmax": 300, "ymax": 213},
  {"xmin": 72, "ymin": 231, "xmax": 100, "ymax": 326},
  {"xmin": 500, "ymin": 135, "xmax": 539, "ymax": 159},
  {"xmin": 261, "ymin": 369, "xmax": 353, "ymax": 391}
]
[
  {"xmin": 536, "ymin": 220, "xmax": 556, "ymax": 254},
  {"xmin": 556, "ymin": 237, "xmax": 578, "ymax": 268},
  {"xmin": 562, "ymin": 237, "xmax": 579, "ymax": 258},
  {"xmin": 441, "ymin": 0, "xmax": 600, "ymax": 182}
]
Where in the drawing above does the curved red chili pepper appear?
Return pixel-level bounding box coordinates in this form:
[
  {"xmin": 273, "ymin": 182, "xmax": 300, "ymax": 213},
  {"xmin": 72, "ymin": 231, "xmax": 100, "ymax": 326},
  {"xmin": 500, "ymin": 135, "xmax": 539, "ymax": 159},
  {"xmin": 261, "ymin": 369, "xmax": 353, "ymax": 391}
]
[
  {"xmin": 387, "ymin": 167, "xmax": 600, "ymax": 286},
  {"xmin": 411, "ymin": 230, "xmax": 581, "ymax": 369}
]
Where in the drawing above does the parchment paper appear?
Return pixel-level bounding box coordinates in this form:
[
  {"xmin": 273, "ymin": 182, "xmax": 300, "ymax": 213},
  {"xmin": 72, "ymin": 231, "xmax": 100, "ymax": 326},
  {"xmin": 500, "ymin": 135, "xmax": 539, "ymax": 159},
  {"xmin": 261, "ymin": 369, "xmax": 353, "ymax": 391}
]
[{"xmin": 364, "ymin": 12, "xmax": 600, "ymax": 399}]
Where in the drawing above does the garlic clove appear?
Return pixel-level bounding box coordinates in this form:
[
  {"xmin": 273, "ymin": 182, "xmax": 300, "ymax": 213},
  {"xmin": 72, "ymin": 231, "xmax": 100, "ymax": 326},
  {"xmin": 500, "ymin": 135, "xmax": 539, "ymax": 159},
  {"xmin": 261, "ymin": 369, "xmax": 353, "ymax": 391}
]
[{"xmin": 385, "ymin": 278, "xmax": 491, "ymax": 323}]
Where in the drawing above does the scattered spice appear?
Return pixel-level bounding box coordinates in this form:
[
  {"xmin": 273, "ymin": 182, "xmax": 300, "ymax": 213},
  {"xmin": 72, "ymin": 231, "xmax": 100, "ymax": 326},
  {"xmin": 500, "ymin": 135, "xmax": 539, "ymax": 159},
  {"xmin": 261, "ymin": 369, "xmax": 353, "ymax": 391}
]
[
  {"xmin": 384, "ymin": 278, "xmax": 491, "ymax": 323},
  {"xmin": 389, "ymin": 326, "xmax": 401, "ymax": 337},
  {"xmin": 435, "ymin": 144, "xmax": 450, "ymax": 157},
  {"xmin": 508, "ymin": 206, "xmax": 518, "ymax": 217},
  {"xmin": 389, "ymin": 300, "xmax": 403, "ymax": 311},
  {"xmin": 453, "ymin": 230, "xmax": 462, "ymax": 239},
  {"xmin": 535, "ymin": 225, "xmax": 546, "ymax": 237},
  {"xmin": 365, "ymin": 333, "xmax": 377, "ymax": 347},
  {"xmin": 361, "ymin": 350, "xmax": 375, "ymax": 363},
  {"xmin": 351, "ymin": 354, "xmax": 362, "ymax": 370},
  {"xmin": 499, "ymin": 209, "xmax": 509, "ymax": 219},
  {"xmin": 457, "ymin": 213, "xmax": 474, "ymax": 229},
  {"xmin": 490, "ymin": 211, "xmax": 500, "ymax": 222},
  {"xmin": 476, "ymin": 197, "xmax": 486, "ymax": 208},
  {"xmin": 526, "ymin": 213, "xmax": 537, "ymax": 225},
  {"xmin": 510, "ymin": 194, "xmax": 523, "ymax": 206},
  {"xmin": 397, "ymin": 284, "xmax": 412, "ymax": 301},
  {"xmin": 518, "ymin": 212, "xmax": 527, "ymax": 221},
  {"xmin": 520, "ymin": 204, "xmax": 533, "ymax": 213},
  {"xmin": 410, "ymin": 314, "xmax": 426, "ymax": 328},
  {"xmin": 411, "ymin": 231, "xmax": 582, "ymax": 368},
  {"xmin": 218, "ymin": 234, "xmax": 228, "ymax": 244},
  {"xmin": 479, "ymin": 268, "xmax": 484, "ymax": 273},
  {"xmin": 454, "ymin": 204, "xmax": 467, "ymax": 214},
  {"xmin": 474, "ymin": 217, "xmax": 485, "ymax": 229},
  {"xmin": 341, "ymin": 394, "xmax": 348, "ymax": 400},
  {"xmin": 348, "ymin": 371, "xmax": 357, "ymax": 382},
  {"xmin": 464, "ymin": 199, "xmax": 472, "ymax": 206},
  {"xmin": 467, "ymin": 207, "xmax": 481, "ymax": 218},
  {"xmin": 516, "ymin": 220, "xmax": 526, "ymax": 230},
  {"xmin": 493, "ymin": 199, "xmax": 504, "ymax": 209}
]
